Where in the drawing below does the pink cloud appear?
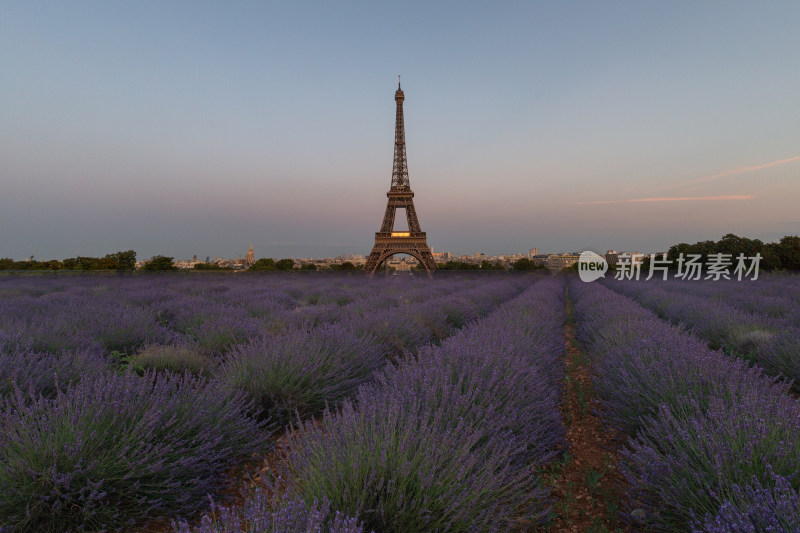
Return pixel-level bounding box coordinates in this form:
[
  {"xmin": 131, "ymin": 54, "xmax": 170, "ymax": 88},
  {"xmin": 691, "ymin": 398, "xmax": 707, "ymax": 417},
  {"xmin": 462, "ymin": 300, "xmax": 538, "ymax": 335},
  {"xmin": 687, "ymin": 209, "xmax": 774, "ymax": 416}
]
[{"xmin": 574, "ymin": 194, "xmax": 754, "ymax": 206}]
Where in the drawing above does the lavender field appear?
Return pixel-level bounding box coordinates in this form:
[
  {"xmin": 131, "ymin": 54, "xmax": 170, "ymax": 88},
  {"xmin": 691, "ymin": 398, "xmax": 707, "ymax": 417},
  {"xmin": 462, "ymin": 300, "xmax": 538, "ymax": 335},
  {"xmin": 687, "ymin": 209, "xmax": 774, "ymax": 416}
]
[{"xmin": 0, "ymin": 272, "xmax": 799, "ymax": 532}]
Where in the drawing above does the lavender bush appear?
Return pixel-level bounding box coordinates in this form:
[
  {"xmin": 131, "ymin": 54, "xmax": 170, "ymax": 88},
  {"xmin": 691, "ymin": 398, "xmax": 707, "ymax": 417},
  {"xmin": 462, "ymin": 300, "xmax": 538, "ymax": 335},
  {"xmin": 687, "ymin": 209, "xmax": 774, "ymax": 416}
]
[
  {"xmin": 278, "ymin": 392, "xmax": 544, "ymax": 532},
  {"xmin": 695, "ymin": 471, "xmax": 800, "ymax": 532},
  {"xmin": 0, "ymin": 370, "xmax": 269, "ymax": 532},
  {"xmin": 0, "ymin": 347, "xmax": 109, "ymax": 399},
  {"xmin": 173, "ymin": 492, "xmax": 367, "ymax": 533},
  {"xmin": 126, "ymin": 343, "xmax": 214, "ymax": 376},
  {"xmin": 757, "ymin": 326, "xmax": 800, "ymax": 389},
  {"xmin": 216, "ymin": 324, "xmax": 388, "ymax": 424},
  {"xmin": 622, "ymin": 391, "xmax": 800, "ymax": 530}
]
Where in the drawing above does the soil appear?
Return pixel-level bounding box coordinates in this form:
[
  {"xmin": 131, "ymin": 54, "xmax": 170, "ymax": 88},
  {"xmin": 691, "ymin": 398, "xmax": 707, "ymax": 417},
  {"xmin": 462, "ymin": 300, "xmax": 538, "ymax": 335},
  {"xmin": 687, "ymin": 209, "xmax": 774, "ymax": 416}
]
[{"xmin": 545, "ymin": 297, "xmax": 630, "ymax": 533}]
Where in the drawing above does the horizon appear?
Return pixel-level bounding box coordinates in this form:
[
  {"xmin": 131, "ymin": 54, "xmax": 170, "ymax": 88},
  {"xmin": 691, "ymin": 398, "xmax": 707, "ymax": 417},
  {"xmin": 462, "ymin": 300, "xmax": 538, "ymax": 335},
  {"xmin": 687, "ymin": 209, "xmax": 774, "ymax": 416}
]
[{"xmin": 2, "ymin": 2, "xmax": 799, "ymax": 261}]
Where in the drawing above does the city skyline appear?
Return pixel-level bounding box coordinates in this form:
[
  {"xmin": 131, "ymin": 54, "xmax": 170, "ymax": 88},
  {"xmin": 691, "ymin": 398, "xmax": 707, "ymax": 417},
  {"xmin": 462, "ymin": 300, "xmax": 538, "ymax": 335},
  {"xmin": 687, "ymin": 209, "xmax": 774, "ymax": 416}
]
[{"xmin": 2, "ymin": 2, "xmax": 799, "ymax": 261}]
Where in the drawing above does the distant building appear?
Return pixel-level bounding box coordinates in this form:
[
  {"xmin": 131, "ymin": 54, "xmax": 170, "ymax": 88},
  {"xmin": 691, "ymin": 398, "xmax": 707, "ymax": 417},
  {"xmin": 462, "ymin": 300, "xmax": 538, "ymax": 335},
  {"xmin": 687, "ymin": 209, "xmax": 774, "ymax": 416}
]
[
  {"xmin": 245, "ymin": 245, "xmax": 255, "ymax": 267},
  {"xmin": 175, "ymin": 259, "xmax": 204, "ymax": 269},
  {"xmin": 386, "ymin": 256, "xmax": 418, "ymax": 271},
  {"xmin": 528, "ymin": 248, "xmax": 539, "ymax": 258},
  {"xmin": 545, "ymin": 253, "xmax": 580, "ymax": 271},
  {"xmin": 606, "ymin": 250, "xmax": 618, "ymax": 266}
]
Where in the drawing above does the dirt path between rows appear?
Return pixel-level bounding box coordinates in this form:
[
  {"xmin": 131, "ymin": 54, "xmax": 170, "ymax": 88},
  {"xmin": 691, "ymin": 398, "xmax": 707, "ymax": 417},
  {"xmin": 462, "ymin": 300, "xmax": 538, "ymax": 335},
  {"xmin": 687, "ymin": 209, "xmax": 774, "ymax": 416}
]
[{"xmin": 546, "ymin": 293, "xmax": 629, "ymax": 533}]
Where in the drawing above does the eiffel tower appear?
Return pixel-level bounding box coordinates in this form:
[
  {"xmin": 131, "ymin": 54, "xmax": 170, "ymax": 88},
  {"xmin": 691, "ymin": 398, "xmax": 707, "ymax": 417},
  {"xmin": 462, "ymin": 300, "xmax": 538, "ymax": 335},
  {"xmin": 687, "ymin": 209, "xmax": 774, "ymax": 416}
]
[{"xmin": 364, "ymin": 80, "xmax": 436, "ymax": 275}]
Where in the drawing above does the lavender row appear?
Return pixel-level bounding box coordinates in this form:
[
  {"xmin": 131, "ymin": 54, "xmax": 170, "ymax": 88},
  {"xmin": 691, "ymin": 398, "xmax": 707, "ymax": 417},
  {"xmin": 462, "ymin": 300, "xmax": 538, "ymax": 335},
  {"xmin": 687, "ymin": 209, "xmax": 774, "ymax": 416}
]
[
  {"xmin": 602, "ymin": 278, "xmax": 800, "ymax": 389},
  {"xmin": 177, "ymin": 278, "xmax": 567, "ymax": 533},
  {"xmin": 633, "ymin": 275, "xmax": 800, "ymax": 321},
  {"xmin": 0, "ymin": 274, "xmax": 532, "ymax": 403},
  {"xmin": 569, "ymin": 278, "xmax": 800, "ymax": 531}
]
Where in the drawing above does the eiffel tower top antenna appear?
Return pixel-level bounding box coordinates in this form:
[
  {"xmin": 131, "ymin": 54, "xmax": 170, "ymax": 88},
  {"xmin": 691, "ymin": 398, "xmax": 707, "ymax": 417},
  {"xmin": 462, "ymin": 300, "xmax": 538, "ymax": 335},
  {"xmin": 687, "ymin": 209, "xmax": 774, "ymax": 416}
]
[{"xmin": 398, "ymin": 74, "xmax": 401, "ymax": 89}]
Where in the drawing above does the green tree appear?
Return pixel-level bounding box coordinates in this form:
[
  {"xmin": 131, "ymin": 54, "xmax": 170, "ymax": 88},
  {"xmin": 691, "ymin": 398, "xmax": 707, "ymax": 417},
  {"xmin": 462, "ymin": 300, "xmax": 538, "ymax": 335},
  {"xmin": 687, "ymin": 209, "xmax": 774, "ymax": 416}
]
[
  {"xmin": 248, "ymin": 258, "xmax": 277, "ymax": 271},
  {"xmin": 777, "ymin": 235, "xmax": 800, "ymax": 270},
  {"xmin": 42, "ymin": 260, "xmax": 61, "ymax": 270},
  {"xmin": 762, "ymin": 242, "xmax": 783, "ymax": 270},
  {"xmin": 480, "ymin": 260, "xmax": 505, "ymax": 271},
  {"xmin": 300, "ymin": 263, "xmax": 318, "ymax": 271},
  {"xmin": 665, "ymin": 233, "xmax": 799, "ymax": 271},
  {"xmin": 328, "ymin": 261, "xmax": 358, "ymax": 271},
  {"xmin": 107, "ymin": 250, "xmax": 136, "ymax": 271},
  {"xmin": 437, "ymin": 261, "xmax": 479, "ymax": 270},
  {"xmin": 511, "ymin": 258, "xmax": 545, "ymax": 271},
  {"xmin": 143, "ymin": 256, "xmax": 176, "ymax": 271},
  {"xmin": 275, "ymin": 258, "xmax": 295, "ymax": 271},
  {"xmin": 716, "ymin": 233, "xmax": 763, "ymax": 258}
]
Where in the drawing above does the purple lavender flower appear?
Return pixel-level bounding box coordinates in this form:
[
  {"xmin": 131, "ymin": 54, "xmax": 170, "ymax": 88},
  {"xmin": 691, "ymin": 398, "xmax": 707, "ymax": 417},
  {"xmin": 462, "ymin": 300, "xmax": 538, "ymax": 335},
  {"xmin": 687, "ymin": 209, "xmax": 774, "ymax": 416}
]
[{"xmin": 0, "ymin": 370, "xmax": 268, "ymax": 531}]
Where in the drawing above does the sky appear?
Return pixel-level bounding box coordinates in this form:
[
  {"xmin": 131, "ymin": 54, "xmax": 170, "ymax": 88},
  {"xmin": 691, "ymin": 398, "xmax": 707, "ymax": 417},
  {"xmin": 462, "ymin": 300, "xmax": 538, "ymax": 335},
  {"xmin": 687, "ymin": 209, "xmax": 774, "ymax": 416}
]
[{"xmin": 2, "ymin": 1, "xmax": 799, "ymax": 261}]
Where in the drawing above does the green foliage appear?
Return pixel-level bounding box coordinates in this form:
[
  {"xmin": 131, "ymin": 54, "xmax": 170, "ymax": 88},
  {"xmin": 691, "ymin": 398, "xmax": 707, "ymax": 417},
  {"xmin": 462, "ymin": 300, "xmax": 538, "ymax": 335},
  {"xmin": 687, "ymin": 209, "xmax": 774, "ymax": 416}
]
[
  {"xmin": 0, "ymin": 258, "xmax": 60, "ymax": 270},
  {"xmin": 666, "ymin": 233, "xmax": 800, "ymax": 271},
  {"xmin": 248, "ymin": 258, "xmax": 277, "ymax": 271},
  {"xmin": 300, "ymin": 263, "xmax": 317, "ymax": 270},
  {"xmin": 107, "ymin": 250, "xmax": 137, "ymax": 271},
  {"xmin": 0, "ymin": 250, "xmax": 136, "ymax": 271},
  {"xmin": 143, "ymin": 255, "xmax": 176, "ymax": 271},
  {"xmin": 437, "ymin": 260, "xmax": 480, "ymax": 270},
  {"xmin": 480, "ymin": 259, "xmax": 506, "ymax": 270},
  {"xmin": 511, "ymin": 257, "xmax": 546, "ymax": 271},
  {"xmin": 328, "ymin": 261, "xmax": 358, "ymax": 271},
  {"xmin": 275, "ymin": 258, "xmax": 295, "ymax": 271},
  {"xmin": 777, "ymin": 235, "xmax": 800, "ymax": 270}
]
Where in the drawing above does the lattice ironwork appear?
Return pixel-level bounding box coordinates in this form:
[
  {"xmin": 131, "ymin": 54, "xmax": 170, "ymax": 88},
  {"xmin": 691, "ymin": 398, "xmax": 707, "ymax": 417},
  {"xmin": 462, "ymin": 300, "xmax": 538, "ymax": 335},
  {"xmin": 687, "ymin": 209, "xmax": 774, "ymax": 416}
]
[{"xmin": 364, "ymin": 81, "xmax": 436, "ymax": 275}]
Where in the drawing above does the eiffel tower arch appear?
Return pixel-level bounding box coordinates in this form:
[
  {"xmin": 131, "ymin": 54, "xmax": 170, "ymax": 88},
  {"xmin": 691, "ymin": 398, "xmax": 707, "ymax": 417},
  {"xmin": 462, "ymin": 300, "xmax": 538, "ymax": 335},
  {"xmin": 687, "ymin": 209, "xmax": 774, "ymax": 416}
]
[{"xmin": 364, "ymin": 80, "xmax": 436, "ymax": 275}]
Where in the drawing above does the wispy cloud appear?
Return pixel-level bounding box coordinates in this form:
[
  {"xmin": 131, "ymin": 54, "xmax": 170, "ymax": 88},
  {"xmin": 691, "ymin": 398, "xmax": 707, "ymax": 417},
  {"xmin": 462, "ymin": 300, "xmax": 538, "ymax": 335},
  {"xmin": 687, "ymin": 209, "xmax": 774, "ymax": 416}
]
[
  {"xmin": 574, "ymin": 194, "xmax": 753, "ymax": 206},
  {"xmin": 666, "ymin": 155, "xmax": 800, "ymax": 189}
]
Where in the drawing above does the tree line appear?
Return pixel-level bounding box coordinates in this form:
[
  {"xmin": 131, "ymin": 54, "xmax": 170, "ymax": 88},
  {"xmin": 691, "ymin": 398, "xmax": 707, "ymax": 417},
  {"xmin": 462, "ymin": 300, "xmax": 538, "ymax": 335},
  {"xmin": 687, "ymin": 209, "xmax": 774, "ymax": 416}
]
[
  {"xmin": 663, "ymin": 233, "xmax": 800, "ymax": 270},
  {"xmin": 0, "ymin": 251, "xmax": 137, "ymax": 271}
]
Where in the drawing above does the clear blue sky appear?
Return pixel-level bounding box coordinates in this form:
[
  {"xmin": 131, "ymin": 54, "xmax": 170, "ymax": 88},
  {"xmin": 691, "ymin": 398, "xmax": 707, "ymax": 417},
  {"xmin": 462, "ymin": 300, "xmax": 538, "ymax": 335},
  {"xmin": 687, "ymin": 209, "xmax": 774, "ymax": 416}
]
[{"xmin": 2, "ymin": 1, "xmax": 799, "ymax": 260}]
